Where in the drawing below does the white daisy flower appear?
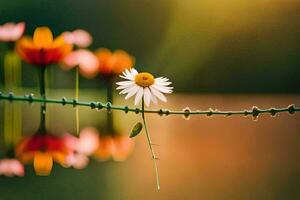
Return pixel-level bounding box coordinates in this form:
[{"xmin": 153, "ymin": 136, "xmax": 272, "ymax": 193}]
[{"xmin": 116, "ymin": 68, "xmax": 173, "ymax": 107}]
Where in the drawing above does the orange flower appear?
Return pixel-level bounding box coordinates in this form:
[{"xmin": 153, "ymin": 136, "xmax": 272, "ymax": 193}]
[
  {"xmin": 94, "ymin": 135, "xmax": 135, "ymax": 162},
  {"xmin": 16, "ymin": 133, "xmax": 69, "ymax": 176},
  {"xmin": 93, "ymin": 136, "xmax": 112, "ymax": 161},
  {"xmin": 95, "ymin": 48, "xmax": 135, "ymax": 76},
  {"xmin": 16, "ymin": 26, "xmax": 72, "ymax": 66}
]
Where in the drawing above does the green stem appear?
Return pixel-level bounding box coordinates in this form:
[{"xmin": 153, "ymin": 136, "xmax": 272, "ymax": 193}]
[
  {"xmin": 39, "ymin": 67, "xmax": 46, "ymax": 98},
  {"xmin": 142, "ymin": 97, "xmax": 160, "ymax": 190},
  {"xmin": 3, "ymin": 51, "xmax": 13, "ymax": 149},
  {"xmin": 38, "ymin": 103, "xmax": 46, "ymax": 134},
  {"xmin": 106, "ymin": 77, "xmax": 114, "ymax": 134},
  {"xmin": 38, "ymin": 66, "xmax": 46, "ymax": 134},
  {"xmin": 75, "ymin": 67, "xmax": 80, "ymax": 136}
]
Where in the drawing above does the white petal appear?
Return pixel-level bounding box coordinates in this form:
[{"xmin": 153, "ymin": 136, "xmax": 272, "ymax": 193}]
[
  {"xmin": 134, "ymin": 87, "xmax": 144, "ymax": 105},
  {"xmin": 119, "ymin": 69, "xmax": 134, "ymax": 80},
  {"xmin": 116, "ymin": 81, "xmax": 134, "ymax": 86},
  {"xmin": 150, "ymin": 86, "xmax": 167, "ymax": 102},
  {"xmin": 130, "ymin": 68, "xmax": 138, "ymax": 76},
  {"xmin": 150, "ymin": 90, "xmax": 158, "ymax": 104},
  {"xmin": 121, "ymin": 70, "xmax": 129, "ymax": 78},
  {"xmin": 119, "ymin": 68, "xmax": 138, "ymax": 81},
  {"xmin": 156, "ymin": 81, "xmax": 172, "ymax": 86},
  {"xmin": 120, "ymin": 84, "xmax": 136, "ymax": 94},
  {"xmin": 125, "ymin": 86, "xmax": 140, "ymax": 99},
  {"xmin": 124, "ymin": 69, "xmax": 131, "ymax": 76},
  {"xmin": 152, "ymin": 84, "xmax": 173, "ymax": 94},
  {"xmin": 116, "ymin": 83, "xmax": 135, "ymax": 90},
  {"xmin": 119, "ymin": 75, "xmax": 133, "ymax": 80},
  {"xmin": 143, "ymin": 87, "xmax": 151, "ymax": 107},
  {"xmin": 126, "ymin": 71, "xmax": 134, "ymax": 80},
  {"xmin": 117, "ymin": 85, "xmax": 128, "ymax": 90},
  {"xmin": 155, "ymin": 78, "xmax": 172, "ymax": 86},
  {"xmin": 155, "ymin": 77, "xmax": 169, "ymax": 82}
]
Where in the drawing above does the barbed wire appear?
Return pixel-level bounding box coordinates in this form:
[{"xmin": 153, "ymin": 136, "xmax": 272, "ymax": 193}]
[{"xmin": 0, "ymin": 91, "xmax": 299, "ymax": 118}]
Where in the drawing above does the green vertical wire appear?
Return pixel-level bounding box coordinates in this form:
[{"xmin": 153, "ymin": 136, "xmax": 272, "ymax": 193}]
[
  {"xmin": 141, "ymin": 97, "xmax": 160, "ymax": 190},
  {"xmin": 75, "ymin": 67, "xmax": 80, "ymax": 136}
]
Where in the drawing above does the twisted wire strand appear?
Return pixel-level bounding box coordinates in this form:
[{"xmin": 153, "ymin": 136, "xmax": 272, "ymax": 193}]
[{"xmin": 0, "ymin": 91, "xmax": 299, "ymax": 118}]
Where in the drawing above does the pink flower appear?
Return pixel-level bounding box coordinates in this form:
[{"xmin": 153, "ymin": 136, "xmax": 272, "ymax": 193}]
[
  {"xmin": 77, "ymin": 127, "xmax": 100, "ymax": 155},
  {"xmin": 63, "ymin": 49, "xmax": 99, "ymax": 78},
  {"xmin": 64, "ymin": 127, "xmax": 100, "ymax": 155},
  {"xmin": 0, "ymin": 22, "xmax": 25, "ymax": 42},
  {"xmin": 63, "ymin": 133, "xmax": 78, "ymax": 151},
  {"xmin": 63, "ymin": 127, "xmax": 100, "ymax": 169},
  {"xmin": 65, "ymin": 153, "xmax": 89, "ymax": 169},
  {"xmin": 0, "ymin": 159, "xmax": 24, "ymax": 177},
  {"xmin": 63, "ymin": 29, "xmax": 92, "ymax": 48}
]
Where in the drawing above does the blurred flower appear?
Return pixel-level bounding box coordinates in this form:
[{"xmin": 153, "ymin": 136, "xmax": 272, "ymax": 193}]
[
  {"xmin": 76, "ymin": 127, "xmax": 100, "ymax": 155},
  {"xmin": 63, "ymin": 49, "xmax": 99, "ymax": 78},
  {"xmin": 63, "ymin": 127, "xmax": 99, "ymax": 169},
  {"xmin": 65, "ymin": 153, "xmax": 89, "ymax": 170},
  {"xmin": 95, "ymin": 48, "xmax": 135, "ymax": 76},
  {"xmin": 116, "ymin": 68, "xmax": 173, "ymax": 107},
  {"xmin": 62, "ymin": 29, "xmax": 92, "ymax": 48},
  {"xmin": 16, "ymin": 26, "xmax": 72, "ymax": 66},
  {"xmin": 94, "ymin": 135, "xmax": 134, "ymax": 162},
  {"xmin": 0, "ymin": 159, "xmax": 24, "ymax": 177},
  {"xmin": 16, "ymin": 133, "xmax": 69, "ymax": 176},
  {"xmin": 0, "ymin": 22, "xmax": 25, "ymax": 42},
  {"xmin": 64, "ymin": 127, "xmax": 99, "ymax": 156}
]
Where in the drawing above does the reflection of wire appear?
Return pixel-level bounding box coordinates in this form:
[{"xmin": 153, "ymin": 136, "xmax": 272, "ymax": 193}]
[{"xmin": 0, "ymin": 92, "xmax": 299, "ymax": 118}]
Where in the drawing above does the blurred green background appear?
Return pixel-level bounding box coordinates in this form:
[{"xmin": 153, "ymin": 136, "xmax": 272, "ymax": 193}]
[
  {"xmin": 0, "ymin": 0, "xmax": 300, "ymax": 92},
  {"xmin": 0, "ymin": 1, "xmax": 300, "ymax": 200}
]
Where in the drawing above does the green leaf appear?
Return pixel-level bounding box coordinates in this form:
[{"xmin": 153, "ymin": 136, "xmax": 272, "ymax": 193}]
[{"xmin": 130, "ymin": 122, "xmax": 143, "ymax": 138}]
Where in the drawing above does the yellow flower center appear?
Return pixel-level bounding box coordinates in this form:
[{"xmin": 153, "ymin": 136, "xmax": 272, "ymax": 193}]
[{"xmin": 135, "ymin": 72, "xmax": 155, "ymax": 87}]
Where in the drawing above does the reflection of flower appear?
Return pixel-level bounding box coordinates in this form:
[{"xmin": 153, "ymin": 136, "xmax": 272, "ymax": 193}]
[
  {"xmin": 63, "ymin": 127, "xmax": 99, "ymax": 169},
  {"xmin": 76, "ymin": 127, "xmax": 100, "ymax": 155},
  {"xmin": 62, "ymin": 29, "xmax": 92, "ymax": 48},
  {"xmin": 0, "ymin": 22, "xmax": 25, "ymax": 42},
  {"xmin": 0, "ymin": 159, "xmax": 24, "ymax": 177},
  {"xmin": 16, "ymin": 133, "xmax": 69, "ymax": 176},
  {"xmin": 16, "ymin": 26, "xmax": 72, "ymax": 66},
  {"xmin": 63, "ymin": 49, "xmax": 99, "ymax": 78},
  {"xmin": 65, "ymin": 153, "xmax": 89, "ymax": 170},
  {"xmin": 116, "ymin": 68, "xmax": 173, "ymax": 106},
  {"xmin": 95, "ymin": 48, "xmax": 135, "ymax": 76},
  {"xmin": 94, "ymin": 135, "xmax": 134, "ymax": 162}
]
